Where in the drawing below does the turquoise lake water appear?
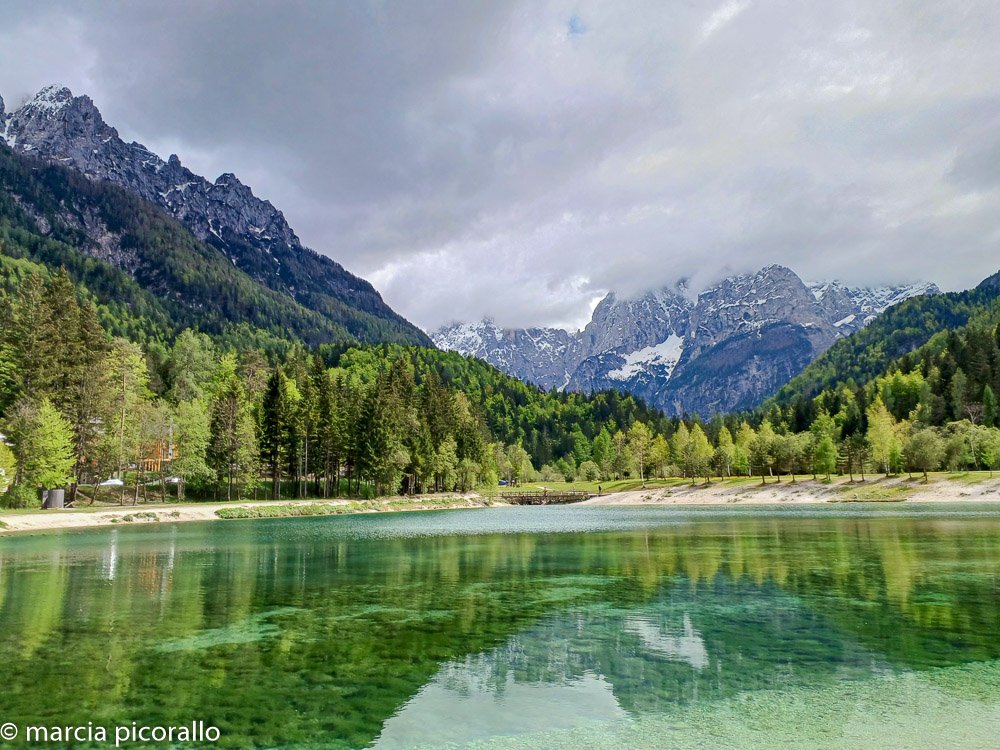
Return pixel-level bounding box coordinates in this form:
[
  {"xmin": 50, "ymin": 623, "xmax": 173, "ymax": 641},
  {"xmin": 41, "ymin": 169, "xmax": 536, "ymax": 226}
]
[{"xmin": 1, "ymin": 504, "xmax": 999, "ymax": 748}]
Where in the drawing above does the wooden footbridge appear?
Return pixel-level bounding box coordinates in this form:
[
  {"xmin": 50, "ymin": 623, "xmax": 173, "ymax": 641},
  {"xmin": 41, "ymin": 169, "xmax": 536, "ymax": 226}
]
[{"xmin": 499, "ymin": 489, "xmax": 593, "ymax": 505}]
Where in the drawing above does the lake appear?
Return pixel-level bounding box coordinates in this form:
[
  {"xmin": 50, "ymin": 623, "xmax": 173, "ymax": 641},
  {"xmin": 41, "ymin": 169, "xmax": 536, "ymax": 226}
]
[{"xmin": 1, "ymin": 504, "xmax": 999, "ymax": 749}]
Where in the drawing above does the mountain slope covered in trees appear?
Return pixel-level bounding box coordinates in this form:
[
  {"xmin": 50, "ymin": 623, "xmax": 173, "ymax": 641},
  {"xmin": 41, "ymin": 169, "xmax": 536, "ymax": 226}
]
[
  {"xmin": 0, "ymin": 142, "xmax": 372, "ymax": 349},
  {"xmin": 0, "ymin": 85, "xmax": 430, "ymax": 347},
  {"xmin": 769, "ymin": 283, "xmax": 1000, "ymax": 414}
]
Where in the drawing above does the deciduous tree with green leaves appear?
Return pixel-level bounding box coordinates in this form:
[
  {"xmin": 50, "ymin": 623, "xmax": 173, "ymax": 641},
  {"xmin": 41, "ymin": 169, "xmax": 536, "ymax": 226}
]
[
  {"xmin": 6, "ymin": 398, "xmax": 75, "ymax": 494},
  {"xmin": 0, "ymin": 440, "xmax": 16, "ymax": 495},
  {"xmin": 905, "ymin": 428, "xmax": 945, "ymax": 482},
  {"xmin": 867, "ymin": 396, "xmax": 902, "ymax": 475}
]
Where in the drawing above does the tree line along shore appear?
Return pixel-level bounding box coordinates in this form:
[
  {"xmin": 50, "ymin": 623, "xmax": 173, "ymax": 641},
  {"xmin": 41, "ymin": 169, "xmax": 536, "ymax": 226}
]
[{"xmin": 3, "ymin": 269, "xmax": 1000, "ymax": 510}]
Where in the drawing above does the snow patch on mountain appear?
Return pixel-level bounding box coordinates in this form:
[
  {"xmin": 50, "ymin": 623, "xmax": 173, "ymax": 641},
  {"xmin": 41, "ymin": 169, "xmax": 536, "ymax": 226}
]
[{"xmin": 607, "ymin": 334, "xmax": 684, "ymax": 381}]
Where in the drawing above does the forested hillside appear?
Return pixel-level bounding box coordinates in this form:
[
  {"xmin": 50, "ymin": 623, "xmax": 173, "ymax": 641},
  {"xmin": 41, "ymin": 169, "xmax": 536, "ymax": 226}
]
[
  {"xmin": 770, "ymin": 284, "xmax": 1000, "ymax": 410},
  {"xmin": 725, "ymin": 273, "xmax": 1000, "ymax": 481},
  {"xmin": 0, "ymin": 143, "xmax": 425, "ymax": 348},
  {"xmin": 0, "ymin": 266, "xmax": 673, "ymax": 506}
]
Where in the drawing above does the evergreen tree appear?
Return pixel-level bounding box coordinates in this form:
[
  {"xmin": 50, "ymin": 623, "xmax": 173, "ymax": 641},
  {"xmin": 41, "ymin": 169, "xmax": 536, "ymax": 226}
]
[
  {"xmin": 261, "ymin": 368, "xmax": 295, "ymax": 500},
  {"xmin": 984, "ymin": 385, "xmax": 998, "ymax": 428},
  {"xmin": 166, "ymin": 329, "xmax": 218, "ymax": 403},
  {"xmin": 950, "ymin": 369, "xmax": 968, "ymax": 421}
]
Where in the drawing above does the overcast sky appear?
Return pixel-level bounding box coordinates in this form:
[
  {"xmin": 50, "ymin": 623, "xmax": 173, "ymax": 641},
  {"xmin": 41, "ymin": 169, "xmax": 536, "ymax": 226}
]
[{"xmin": 2, "ymin": 1, "xmax": 1000, "ymax": 331}]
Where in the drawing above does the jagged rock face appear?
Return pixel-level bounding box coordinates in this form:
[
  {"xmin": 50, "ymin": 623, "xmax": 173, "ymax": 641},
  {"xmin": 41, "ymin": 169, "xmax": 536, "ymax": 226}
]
[
  {"xmin": 684, "ymin": 265, "xmax": 834, "ymax": 362},
  {"xmin": 661, "ymin": 322, "xmax": 820, "ymax": 415},
  {"xmin": 579, "ymin": 287, "xmax": 691, "ymax": 356},
  {"xmin": 1, "ymin": 85, "xmax": 430, "ymax": 346},
  {"xmin": 434, "ymin": 265, "xmax": 939, "ymax": 416}
]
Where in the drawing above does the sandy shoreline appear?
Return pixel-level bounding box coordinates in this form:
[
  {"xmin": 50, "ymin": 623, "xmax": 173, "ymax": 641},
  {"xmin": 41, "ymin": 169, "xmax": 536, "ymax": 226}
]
[
  {"xmin": 579, "ymin": 474, "xmax": 1000, "ymax": 505},
  {"xmin": 2, "ymin": 475, "xmax": 999, "ymax": 536},
  {"xmin": 0, "ymin": 494, "xmax": 492, "ymax": 535}
]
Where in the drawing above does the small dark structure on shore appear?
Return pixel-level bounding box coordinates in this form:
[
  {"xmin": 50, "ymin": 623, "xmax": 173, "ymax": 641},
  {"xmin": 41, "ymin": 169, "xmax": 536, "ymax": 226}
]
[
  {"xmin": 42, "ymin": 488, "xmax": 65, "ymax": 509},
  {"xmin": 499, "ymin": 489, "xmax": 592, "ymax": 505}
]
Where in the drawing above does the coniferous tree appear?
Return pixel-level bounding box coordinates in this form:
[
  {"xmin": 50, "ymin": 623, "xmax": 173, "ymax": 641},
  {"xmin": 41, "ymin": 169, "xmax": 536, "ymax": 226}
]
[
  {"xmin": 984, "ymin": 385, "xmax": 998, "ymax": 428},
  {"xmin": 261, "ymin": 368, "xmax": 294, "ymax": 500},
  {"xmin": 166, "ymin": 330, "xmax": 217, "ymax": 403}
]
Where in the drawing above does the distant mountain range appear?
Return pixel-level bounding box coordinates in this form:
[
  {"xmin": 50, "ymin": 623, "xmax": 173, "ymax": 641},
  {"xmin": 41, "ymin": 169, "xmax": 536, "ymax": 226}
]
[
  {"xmin": 0, "ymin": 85, "xmax": 430, "ymax": 347},
  {"xmin": 433, "ymin": 265, "xmax": 939, "ymax": 416}
]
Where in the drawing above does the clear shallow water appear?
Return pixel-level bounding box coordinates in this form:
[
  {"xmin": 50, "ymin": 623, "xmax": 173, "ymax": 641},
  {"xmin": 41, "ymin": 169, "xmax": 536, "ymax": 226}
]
[{"xmin": 1, "ymin": 504, "xmax": 999, "ymax": 748}]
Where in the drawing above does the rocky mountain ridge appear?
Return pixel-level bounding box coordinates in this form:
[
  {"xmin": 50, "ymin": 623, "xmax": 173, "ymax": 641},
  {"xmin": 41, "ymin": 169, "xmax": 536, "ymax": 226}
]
[
  {"xmin": 0, "ymin": 84, "xmax": 430, "ymax": 346},
  {"xmin": 433, "ymin": 265, "xmax": 939, "ymax": 415}
]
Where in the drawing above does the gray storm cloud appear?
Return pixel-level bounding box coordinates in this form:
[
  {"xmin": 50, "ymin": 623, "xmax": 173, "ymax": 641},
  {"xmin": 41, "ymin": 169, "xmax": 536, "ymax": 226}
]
[{"xmin": 1, "ymin": 0, "xmax": 1000, "ymax": 331}]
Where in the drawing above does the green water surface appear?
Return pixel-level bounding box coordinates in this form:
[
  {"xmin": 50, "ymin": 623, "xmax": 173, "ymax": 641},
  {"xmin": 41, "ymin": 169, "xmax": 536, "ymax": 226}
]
[{"xmin": 1, "ymin": 504, "xmax": 999, "ymax": 749}]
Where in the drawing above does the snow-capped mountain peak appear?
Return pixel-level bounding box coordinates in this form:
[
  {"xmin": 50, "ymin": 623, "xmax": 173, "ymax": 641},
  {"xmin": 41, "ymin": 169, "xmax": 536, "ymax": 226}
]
[{"xmin": 21, "ymin": 84, "xmax": 74, "ymax": 115}]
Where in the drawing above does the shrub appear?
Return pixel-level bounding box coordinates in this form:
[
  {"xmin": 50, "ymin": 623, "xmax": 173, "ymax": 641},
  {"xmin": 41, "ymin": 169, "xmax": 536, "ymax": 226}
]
[{"xmin": 1, "ymin": 484, "xmax": 37, "ymax": 509}]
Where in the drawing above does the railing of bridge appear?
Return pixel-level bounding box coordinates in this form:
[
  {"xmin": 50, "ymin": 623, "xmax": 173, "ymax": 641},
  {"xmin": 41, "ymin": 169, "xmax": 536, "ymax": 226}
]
[{"xmin": 498, "ymin": 489, "xmax": 593, "ymax": 505}]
